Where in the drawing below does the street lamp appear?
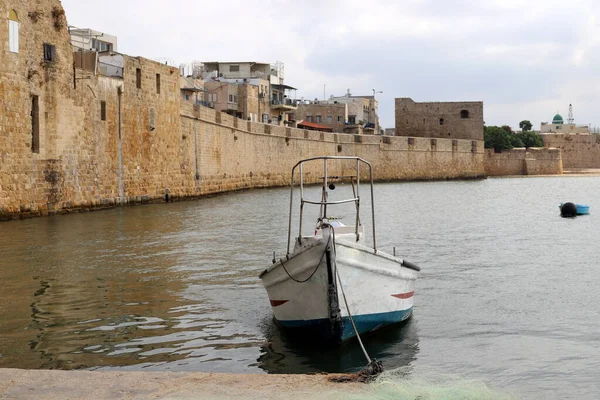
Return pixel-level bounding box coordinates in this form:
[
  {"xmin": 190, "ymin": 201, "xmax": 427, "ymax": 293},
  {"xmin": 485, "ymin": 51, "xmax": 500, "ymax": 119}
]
[{"xmin": 372, "ymin": 89, "xmax": 382, "ymax": 132}]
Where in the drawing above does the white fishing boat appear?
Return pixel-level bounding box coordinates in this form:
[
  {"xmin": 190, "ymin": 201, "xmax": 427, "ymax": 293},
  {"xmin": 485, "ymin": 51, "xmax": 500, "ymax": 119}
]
[{"xmin": 259, "ymin": 156, "xmax": 420, "ymax": 343}]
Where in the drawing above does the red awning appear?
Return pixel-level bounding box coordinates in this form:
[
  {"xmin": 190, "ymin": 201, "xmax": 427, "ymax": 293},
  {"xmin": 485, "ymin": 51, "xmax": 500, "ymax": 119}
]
[{"xmin": 297, "ymin": 121, "xmax": 334, "ymax": 132}]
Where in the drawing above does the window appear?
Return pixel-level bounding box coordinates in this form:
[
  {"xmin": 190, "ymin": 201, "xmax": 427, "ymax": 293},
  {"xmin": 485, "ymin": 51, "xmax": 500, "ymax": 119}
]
[
  {"xmin": 184, "ymin": 94, "xmax": 190, "ymax": 101},
  {"xmin": 327, "ymin": 116, "xmax": 333, "ymax": 124},
  {"xmin": 349, "ymin": 115, "xmax": 356, "ymax": 124},
  {"xmin": 338, "ymin": 116, "xmax": 343, "ymax": 122},
  {"xmin": 229, "ymin": 65, "xmax": 240, "ymax": 72},
  {"xmin": 43, "ymin": 43, "xmax": 56, "ymax": 62},
  {"xmin": 316, "ymin": 115, "xmax": 322, "ymax": 123},
  {"xmin": 100, "ymin": 101, "xmax": 106, "ymax": 121},
  {"xmin": 460, "ymin": 110, "xmax": 470, "ymax": 119},
  {"xmin": 31, "ymin": 96, "xmax": 40, "ymax": 153},
  {"xmin": 439, "ymin": 118, "xmax": 445, "ymax": 125},
  {"xmin": 307, "ymin": 116, "xmax": 313, "ymax": 122},
  {"xmin": 156, "ymin": 74, "xmax": 161, "ymax": 94},
  {"xmin": 8, "ymin": 9, "xmax": 19, "ymax": 53},
  {"xmin": 208, "ymin": 93, "xmax": 217, "ymax": 102},
  {"xmin": 136, "ymin": 68, "xmax": 142, "ymax": 89},
  {"xmin": 229, "ymin": 94, "xmax": 233, "ymax": 102},
  {"xmin": 91, "ymin": 38, "xmax": 112, "ymax": 52}
]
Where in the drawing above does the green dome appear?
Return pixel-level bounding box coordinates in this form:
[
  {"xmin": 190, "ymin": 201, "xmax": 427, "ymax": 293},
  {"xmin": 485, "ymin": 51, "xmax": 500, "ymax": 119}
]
[{"xmin": 552, "ymin": 114, "xmax": 564, "ymax": 124}]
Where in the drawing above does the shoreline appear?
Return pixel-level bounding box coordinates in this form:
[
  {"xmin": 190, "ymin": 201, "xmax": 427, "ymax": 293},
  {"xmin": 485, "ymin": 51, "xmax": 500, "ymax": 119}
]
[{"xmin": 0, "ymin": 369, "xmax": 365, "ymax": 400}]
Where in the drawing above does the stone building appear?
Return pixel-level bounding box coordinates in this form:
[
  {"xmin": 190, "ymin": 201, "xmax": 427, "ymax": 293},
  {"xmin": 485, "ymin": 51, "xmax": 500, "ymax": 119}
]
[
  {"xmin": 202, "ymin": 61, "xmax": 297, "ymax": 123},
  {"xmin": 395, "ymin": 98, "xmax": 484, "ymax": 141},
  {"xmin": 180, "ymin": 76, "xmax": 205, "ymax": 105},
  {"xmin": 328, "ymin": 91, "xmax": 381, "ymax": 134},
  {"xmin": 204, "ymin": 78, "xmax": 271, "ymax": 122},
  {"xmin": 293, "ymin": 102, "xmax": 348, "ymax": 132}
]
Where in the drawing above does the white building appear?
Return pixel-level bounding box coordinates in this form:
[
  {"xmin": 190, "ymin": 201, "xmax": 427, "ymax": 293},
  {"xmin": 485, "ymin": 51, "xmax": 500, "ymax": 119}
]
[
  {"xmin": 69, "ymin": 27, "xmax": 118, "ymax": 52},
  {"xmin": 540, "ymin": 111, "xmax": 590, "ymax": 134}
]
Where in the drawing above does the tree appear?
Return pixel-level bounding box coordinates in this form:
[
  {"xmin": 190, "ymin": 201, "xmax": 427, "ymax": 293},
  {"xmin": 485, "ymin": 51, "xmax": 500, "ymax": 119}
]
[
  {"xmin": 484, "ymin": 126, "xmax": 512, "ymax": 152},
  {"xmin": 509, "ymin": 134, "xmax": 525, "ymax": 148},
  {"xmin": 501, "ymin": 125, "xmax": 513, "ymax": 134},
  {"xmin": 516, "ymin": 131, "xmax": 543, "ymax": 148},
  {"xmin": 519, "ymin": 120, "xmax": 533, "ymax": 132}
]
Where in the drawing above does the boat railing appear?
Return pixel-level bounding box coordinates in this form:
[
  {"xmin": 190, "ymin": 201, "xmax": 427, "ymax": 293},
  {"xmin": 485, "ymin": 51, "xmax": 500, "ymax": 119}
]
[{"xmin": 286, "ymin": 156, "xmax": 376, "ymax": 256}]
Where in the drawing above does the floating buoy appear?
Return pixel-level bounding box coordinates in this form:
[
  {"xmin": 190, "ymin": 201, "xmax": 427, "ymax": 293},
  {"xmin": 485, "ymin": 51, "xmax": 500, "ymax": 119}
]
[{"xmin": 560, "ymin": 202, "xmax": 578, "ymax": 218}]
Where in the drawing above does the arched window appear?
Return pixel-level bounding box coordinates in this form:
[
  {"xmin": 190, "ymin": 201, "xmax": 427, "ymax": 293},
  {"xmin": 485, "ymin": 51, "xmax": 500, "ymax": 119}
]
[
  {"xmin": 439, "ymin": 118, "xmax": 444, "ymax": 125},
  {"xmin": 8, "ymin": 9, "xmax": 19, "ymax": 53},
  {"xmin": 460, "ymin": 109, "xmax": 470, "ymax": 119}
]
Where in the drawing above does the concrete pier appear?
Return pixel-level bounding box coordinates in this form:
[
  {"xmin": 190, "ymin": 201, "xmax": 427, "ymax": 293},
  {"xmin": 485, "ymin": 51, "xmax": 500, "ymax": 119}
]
[{"xmin": 0, "ymin": 369, "xmax": 364, "ymax": 399}]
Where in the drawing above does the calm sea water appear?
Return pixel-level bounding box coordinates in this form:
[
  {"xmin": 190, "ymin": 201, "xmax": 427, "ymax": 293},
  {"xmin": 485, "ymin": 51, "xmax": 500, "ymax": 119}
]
[{"xmin": 1, "ymin": 177, "xmax": 599, "ymax": 399}]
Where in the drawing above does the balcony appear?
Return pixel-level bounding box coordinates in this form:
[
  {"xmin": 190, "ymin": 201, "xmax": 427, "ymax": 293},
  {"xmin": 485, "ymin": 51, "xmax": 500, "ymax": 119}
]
[
  {"xmin": 271, "ymin": 98, "xmax": 297, "ymax": 111},
  {"xmin": 226, "ymin": 102, "xmax": 239, "ymax": 111},
  {"xmin": 197, "ymin": 100, "xmax": 215, "ymax": 108}
]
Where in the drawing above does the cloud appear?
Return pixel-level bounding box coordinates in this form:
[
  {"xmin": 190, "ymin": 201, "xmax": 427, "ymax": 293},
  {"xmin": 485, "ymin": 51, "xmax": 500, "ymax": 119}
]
[{"xmin": 61, "ymin": 0, "xmax": 600, "ymax": 129}]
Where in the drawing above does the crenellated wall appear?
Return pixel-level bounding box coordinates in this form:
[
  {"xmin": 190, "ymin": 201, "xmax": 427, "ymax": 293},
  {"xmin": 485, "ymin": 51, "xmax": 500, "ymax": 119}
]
[
  {"xmin": 175, "ymin": 105, "xmax": 486, "ymax": 196},
  {"xmin": 484, "ymin": 148, "xmax": 563, "ymax": 176}
]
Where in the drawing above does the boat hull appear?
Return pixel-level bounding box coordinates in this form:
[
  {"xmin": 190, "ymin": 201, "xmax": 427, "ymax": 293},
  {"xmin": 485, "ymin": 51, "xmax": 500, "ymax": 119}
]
[
  {"xmin": 260, "ymin": 236, "xmax": 418, "ymax": 342},
  {"xmin": 576, "ymin": 204, "xmax": 590, "ymax": 215}
]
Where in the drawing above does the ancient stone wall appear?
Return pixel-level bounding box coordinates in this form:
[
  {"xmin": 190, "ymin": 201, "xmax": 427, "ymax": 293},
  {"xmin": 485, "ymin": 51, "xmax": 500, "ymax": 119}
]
[
  {"xmin": 395, "ymin": 98, "xmax": 484, "ymax": 141},
  {"xmin": 541, "ymin": 134, "xmax": 600, "ymax": 169},
  {"xmin": 176, "ymin": 107, "xmax": 486, "ymax": 197},
  {"xmin": 484, "ymin": 148, "xmax": 562, "ymax": 176},
  {"xmin": 0, "ymin": 0, "xmax": 73, "ymax": 216}
]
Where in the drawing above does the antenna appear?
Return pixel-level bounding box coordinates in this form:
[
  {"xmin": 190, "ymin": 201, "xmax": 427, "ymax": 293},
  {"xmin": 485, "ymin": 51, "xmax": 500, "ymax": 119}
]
[{"xmin": 568, "ymin": 103, "xmax": 574, "ymax": 124}]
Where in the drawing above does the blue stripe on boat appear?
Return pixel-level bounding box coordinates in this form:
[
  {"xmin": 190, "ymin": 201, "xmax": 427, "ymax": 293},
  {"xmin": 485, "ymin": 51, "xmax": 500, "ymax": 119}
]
[{"xmin": 276, "ymin": 308, "xmax": 413, "ymax": 342}]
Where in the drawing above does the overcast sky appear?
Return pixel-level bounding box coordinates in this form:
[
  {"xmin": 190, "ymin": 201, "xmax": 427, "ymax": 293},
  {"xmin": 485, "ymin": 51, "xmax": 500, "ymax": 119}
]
[{"xmin": 61, "ymin": 0, "xmax": 600, "ymax": 130}]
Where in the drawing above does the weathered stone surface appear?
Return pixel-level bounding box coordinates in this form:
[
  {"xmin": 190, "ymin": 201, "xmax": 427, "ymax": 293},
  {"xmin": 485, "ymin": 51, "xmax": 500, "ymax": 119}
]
[
  {"xmin": 395, "ymin": 98, "xmax": 484, "ymax": 141},
  {"xmin": 541, "ymin": 134, "xmax": 600, "ymax": 169},
  {"xmin": 484, "ymin": 148, "xmax": 563, "ymax": 176}
]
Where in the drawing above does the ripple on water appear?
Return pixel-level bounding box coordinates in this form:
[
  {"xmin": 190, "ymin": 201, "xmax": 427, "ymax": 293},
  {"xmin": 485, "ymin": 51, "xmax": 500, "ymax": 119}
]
[{"xmin": 2, "ymin": 178, "xmax": 600, "ymax": 398}]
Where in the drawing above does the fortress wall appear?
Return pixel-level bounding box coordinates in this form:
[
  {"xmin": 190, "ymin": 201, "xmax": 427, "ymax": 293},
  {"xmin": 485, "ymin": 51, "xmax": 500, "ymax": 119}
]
[
  {"xmin": 484, "ymin": 148, "xmax": 562, "ymax": 176},
  {"xmin": 541, "ymin": 134, "xmax": 600, "ymax": 169}
]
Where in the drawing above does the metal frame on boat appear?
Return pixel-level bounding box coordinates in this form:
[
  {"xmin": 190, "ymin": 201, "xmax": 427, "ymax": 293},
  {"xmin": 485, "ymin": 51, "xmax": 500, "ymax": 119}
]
[{"xmin": 259, "ymin": 156, "xmax": 420, "ymax": 343}]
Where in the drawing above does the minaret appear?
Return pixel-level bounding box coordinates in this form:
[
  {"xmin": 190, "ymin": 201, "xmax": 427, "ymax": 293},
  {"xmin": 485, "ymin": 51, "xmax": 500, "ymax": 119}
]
[{"xmin": 567, "ymin": 103, "xmax": 574, "ymax": 124}]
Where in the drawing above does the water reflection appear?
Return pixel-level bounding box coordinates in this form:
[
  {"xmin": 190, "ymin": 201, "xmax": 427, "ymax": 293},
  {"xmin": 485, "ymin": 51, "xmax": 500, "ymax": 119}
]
[
  {"xmin": 4, "ymin": 177, "xmax": 600, "ymax": 398},
  {"xmin": 256, "ymin": 317, "xmax": 420, "ymax": 374}
]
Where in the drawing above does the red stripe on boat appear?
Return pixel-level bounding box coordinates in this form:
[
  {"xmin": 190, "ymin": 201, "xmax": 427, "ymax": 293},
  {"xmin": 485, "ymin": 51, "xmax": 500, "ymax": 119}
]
[
  {"xmin": 270, "ymin": 300, "xmax": 289, "ymax": 307},
  {"xmin": 392, "ymin": 291, "xmax": 414, "ymax": 299}
]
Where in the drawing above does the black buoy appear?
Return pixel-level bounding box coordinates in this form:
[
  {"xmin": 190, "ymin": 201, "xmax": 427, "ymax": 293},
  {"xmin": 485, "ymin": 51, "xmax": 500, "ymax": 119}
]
[{"xmin": 560, "ymin": 202, "xmax": 577, "ymax": 218}]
